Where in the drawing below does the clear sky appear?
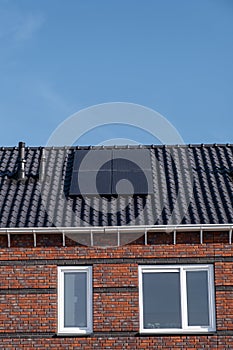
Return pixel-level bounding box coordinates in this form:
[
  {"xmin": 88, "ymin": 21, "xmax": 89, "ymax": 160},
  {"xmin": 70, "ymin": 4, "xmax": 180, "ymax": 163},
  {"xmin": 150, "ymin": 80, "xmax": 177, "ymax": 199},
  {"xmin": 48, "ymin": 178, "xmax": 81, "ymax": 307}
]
[{"xmin": 0, "ymin": 0, "xmax": 233, "ymax": 146}]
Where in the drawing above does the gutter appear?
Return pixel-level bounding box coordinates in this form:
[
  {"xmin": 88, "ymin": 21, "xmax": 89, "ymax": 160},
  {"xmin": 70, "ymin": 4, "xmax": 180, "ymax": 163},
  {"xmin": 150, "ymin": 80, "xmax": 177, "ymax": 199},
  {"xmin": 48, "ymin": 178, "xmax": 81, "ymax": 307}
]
[{"xmin": 0, "ymin": 224, "xmax": 232, "ymax": 247}]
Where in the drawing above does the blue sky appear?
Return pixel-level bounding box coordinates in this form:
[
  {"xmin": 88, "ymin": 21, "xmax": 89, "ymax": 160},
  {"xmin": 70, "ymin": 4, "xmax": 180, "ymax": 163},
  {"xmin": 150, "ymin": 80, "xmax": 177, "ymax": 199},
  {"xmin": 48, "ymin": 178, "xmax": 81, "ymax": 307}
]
[{"xmin": 0, "ymin": 0, "xmax": 233, "ymax": 146}]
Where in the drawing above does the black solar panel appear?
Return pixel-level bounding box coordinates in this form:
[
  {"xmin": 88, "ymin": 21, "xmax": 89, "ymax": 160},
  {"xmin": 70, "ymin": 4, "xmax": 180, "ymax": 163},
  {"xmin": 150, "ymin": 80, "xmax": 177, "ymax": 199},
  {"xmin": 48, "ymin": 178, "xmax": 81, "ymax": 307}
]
[
  {"xmin": 70, "ymin": 148, "xmax": 153, "ymax": 196},
  {"xmin": 112, "ymin": 149, "xmax": 152, "ymax": 170},
  {"xmin": 70, "ymin": 170, "xmax": 111, "ymax": 195},
  {"xmin": 112, "ymin": 170, "xmax": 153, "ymax": 195},
  {"xmin": 113, "ymin": 158, "xmax": 141, "ymax": 171},
  {"xmin": 112, "ymin": 149, "xmax": 153, "ymax": 194},
  {"xmin": 73, "ymin": 149, "xmax": 112, "ymax": 171}
]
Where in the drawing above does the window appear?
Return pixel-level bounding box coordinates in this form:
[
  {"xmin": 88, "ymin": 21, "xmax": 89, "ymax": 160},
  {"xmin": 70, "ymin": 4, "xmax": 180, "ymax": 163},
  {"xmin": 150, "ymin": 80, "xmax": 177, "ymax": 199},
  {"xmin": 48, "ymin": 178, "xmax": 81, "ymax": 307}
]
[
  {"xmin": 139, "ymin": 265, "xmax": 216, "ymax": 333},
  {"xmin": 58, "ymin": 266, "xmax": 92, "ymax": 335}
]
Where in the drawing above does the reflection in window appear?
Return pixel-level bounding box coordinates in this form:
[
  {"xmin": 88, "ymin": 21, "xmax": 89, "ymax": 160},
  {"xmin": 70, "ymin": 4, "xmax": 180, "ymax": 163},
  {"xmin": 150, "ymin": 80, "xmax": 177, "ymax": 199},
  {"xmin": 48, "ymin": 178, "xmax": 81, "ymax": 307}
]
[
  {"xmin": 187, "ymin": 270, "xmax": 210, "ymax": 326},
  {"xmin": 64, "ymin": 272, "xmax": 87, "ymax": 327},
  {"xmin": 143, "ymin": 272, "xmax": 181, "ymax": 329}
]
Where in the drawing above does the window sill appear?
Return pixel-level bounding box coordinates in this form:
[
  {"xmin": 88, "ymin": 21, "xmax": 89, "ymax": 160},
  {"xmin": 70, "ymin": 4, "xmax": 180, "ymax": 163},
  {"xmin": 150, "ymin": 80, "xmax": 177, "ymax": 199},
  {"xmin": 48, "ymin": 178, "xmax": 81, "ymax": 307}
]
[
  {"xmin": 139, "ymin": 328, "xmax": 216, "ymax": 335},
  {"xmin": 57, "ymin": 330, "xmax": 93, "ymax": 337}
]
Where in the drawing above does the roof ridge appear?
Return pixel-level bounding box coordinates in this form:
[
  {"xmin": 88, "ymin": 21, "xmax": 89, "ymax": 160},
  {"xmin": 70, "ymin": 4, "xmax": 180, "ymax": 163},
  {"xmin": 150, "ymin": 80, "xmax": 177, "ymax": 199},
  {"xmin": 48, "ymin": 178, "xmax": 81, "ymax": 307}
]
[{"xmin": 0, "ymin": 143, "xmax": 233, "ymax": 151}]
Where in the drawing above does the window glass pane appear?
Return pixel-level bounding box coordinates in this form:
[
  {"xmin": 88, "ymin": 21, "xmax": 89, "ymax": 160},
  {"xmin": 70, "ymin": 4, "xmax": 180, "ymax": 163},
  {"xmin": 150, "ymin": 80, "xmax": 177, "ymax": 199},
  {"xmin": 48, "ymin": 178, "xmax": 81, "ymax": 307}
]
[
  {"xmin": 143, "ymin": 272, "xmax": 182, "ymax": 329},
  {"xmin": 186, "ymin": 271, "xmax": 209, "ymax": 326},
  {"xmin": 64, "ymin": 272, "xmax": 87, "ymax": 327}
]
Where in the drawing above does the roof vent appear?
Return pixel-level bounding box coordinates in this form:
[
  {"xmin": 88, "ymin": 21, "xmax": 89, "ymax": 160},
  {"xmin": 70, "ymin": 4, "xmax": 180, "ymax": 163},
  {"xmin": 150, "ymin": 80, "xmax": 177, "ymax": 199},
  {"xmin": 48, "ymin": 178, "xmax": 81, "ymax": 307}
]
[
  {"xmin": 17, "ymin": 141, "xmax": 27, "ymax": 181},
  {"xmin": 3, "ymin": 142, "xmax": 48, "ymax": 183},
  {"xmin": 39, "ymin": 148, "xmax": 46, "ymax": 182}
]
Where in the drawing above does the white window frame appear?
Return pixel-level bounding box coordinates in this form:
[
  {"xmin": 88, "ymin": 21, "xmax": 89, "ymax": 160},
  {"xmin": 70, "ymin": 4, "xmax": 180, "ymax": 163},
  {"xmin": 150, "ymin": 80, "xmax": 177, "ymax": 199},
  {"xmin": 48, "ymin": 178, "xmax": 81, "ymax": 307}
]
[
  {"xmin": 57, "ymin": 266, "xmax": 92, "ymax": 335},
  {"xmin": 139, "ymin": 265, "xmax": 216, "ymax": 334}
]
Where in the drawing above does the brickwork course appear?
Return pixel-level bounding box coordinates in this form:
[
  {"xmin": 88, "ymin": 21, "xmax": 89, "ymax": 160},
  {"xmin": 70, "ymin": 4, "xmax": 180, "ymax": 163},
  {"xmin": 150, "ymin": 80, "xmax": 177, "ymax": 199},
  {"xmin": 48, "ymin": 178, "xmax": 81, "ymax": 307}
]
[{"xmin": 0, "ymin": 236, "xmax": 232, "ymax": 348}]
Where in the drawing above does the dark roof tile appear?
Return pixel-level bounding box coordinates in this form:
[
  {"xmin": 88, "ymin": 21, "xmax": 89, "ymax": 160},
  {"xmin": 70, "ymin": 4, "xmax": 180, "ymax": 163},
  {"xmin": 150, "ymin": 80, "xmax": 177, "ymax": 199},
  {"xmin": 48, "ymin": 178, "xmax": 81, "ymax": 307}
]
[{"xmin": 0, "ymin": 144, "xmax": 232, "ymax": 227}]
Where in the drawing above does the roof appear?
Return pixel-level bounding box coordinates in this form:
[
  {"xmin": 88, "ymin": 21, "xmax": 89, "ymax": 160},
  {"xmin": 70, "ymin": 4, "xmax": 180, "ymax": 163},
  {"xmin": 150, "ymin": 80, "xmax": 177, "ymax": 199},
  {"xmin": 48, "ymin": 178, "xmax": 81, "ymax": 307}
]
[{"xmin": 0, "ymin": 144, "xmax": 232, "ymax": 228}]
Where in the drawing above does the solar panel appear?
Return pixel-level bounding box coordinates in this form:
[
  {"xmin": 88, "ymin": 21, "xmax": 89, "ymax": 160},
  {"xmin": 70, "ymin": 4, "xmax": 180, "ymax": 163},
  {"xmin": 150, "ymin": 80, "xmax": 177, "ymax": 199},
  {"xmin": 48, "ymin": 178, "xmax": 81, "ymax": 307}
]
[
  {"xmin": 73, "ymin": 149, "xmax": 112, "ymax": 171},
  {"xmin": 112, "ymin": 149, "xmax": 153, "ymax": 195},
  {"xmin": 112, "ymin": 169, "xmax": 153, "ymax": 195},
  {"xmin": 70, "ymin": 170, "xmax": 111, "ymax": 195},
  {"xmin": 70, "ymin": 148, "xmax": 153, "ymax": 196},
  {"xmin": 112, "ymin": 149, "xmax": 152, "ymax": 171}
]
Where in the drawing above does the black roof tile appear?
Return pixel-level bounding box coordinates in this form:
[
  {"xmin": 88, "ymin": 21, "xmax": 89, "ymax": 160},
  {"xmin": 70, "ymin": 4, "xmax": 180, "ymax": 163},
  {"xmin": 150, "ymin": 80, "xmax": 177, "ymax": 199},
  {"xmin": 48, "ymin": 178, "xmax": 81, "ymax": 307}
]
[{"xmin": 0, "ymin": 144, "xmax": 232, "ymax": 228}]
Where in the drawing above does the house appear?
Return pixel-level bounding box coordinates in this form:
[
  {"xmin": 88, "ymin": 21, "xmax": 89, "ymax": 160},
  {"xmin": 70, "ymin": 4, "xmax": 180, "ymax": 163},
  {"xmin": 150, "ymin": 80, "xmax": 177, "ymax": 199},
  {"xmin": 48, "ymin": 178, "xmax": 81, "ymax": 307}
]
[{"xmin": 0, "ymin": 142, "xmax": 233, "ymax": 349}]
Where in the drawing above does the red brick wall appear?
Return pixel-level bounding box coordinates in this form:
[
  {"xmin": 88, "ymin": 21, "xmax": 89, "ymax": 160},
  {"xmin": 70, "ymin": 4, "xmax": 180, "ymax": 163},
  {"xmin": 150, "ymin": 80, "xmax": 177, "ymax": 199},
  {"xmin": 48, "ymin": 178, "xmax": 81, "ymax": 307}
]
[{"xmin": 0, "ymin": 232, "xmax": 232, "ymax": 349}]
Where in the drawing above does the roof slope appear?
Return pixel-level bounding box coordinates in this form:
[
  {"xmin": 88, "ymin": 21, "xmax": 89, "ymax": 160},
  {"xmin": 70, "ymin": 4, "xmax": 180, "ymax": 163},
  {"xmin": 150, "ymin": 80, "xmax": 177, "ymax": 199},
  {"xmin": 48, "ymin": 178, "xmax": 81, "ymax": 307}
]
[{"xmin": 0, "ymin": 144, "xmax": 232, "ymax": 228}]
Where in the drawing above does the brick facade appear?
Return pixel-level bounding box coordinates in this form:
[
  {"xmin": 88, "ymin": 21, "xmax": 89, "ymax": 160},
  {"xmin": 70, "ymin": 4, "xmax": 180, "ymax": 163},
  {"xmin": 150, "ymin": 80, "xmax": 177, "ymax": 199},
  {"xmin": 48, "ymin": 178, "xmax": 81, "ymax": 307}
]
[{"xmin": 0, "ymin": 232, "xmax": 232, "ymax": 349}]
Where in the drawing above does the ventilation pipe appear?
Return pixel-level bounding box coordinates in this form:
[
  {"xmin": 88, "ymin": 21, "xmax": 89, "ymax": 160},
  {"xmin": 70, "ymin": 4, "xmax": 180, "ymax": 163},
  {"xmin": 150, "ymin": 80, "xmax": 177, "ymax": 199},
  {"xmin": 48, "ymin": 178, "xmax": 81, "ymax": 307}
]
[
  {"xmin": 18, "ymin": 142, "xmax": 26, "ymax": 180},
  {"xmin": 39, "ymin": 148, "xmax": 46, "ymax": 182}
]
